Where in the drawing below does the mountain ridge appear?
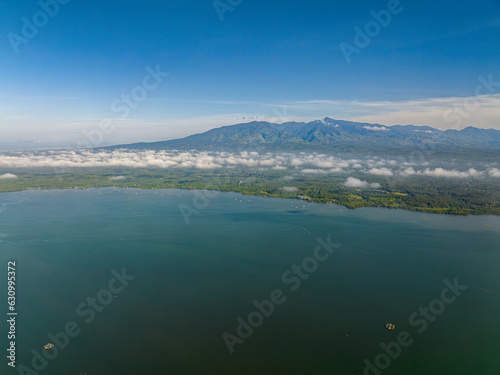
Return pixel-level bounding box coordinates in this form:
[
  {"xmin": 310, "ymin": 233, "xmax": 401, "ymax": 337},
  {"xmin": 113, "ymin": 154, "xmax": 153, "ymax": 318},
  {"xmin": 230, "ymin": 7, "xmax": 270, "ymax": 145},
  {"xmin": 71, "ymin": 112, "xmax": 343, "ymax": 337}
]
[{"xmin": 104, "ymin": 117, "xmax": 500, "ymax": 152}]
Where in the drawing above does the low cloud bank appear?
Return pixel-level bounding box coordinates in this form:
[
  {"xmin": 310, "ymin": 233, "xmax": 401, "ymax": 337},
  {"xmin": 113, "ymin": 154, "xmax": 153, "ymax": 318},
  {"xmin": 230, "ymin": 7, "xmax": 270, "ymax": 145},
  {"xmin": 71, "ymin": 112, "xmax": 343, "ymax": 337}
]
[
  {"xmin": 0, "ymin": 150, "xmax": 497, "ymax": 182},
  {"xmin": 400, "ymin": 167, "xmax": 484, "ymax": 178}
]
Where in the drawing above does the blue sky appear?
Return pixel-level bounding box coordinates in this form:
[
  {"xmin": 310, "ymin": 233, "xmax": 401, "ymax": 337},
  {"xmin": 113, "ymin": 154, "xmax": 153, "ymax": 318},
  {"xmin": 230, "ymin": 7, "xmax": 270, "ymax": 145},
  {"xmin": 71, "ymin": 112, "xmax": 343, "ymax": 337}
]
[{"xmin": 1, "ymin": 0, "xmax": 500, "ymax": 147}]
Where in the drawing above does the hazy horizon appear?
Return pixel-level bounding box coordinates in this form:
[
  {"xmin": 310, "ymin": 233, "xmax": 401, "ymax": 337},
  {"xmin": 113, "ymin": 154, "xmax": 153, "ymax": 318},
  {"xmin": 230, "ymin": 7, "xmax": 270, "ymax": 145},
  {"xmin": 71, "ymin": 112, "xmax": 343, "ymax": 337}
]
[{"xmin": 2, "ymin": 115, "xmax": 500, "ymax": 151}]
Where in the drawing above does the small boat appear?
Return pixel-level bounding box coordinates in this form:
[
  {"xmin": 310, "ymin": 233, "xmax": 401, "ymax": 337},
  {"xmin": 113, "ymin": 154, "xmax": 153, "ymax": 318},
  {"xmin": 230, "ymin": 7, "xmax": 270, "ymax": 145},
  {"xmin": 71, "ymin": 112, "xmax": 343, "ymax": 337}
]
[
  {"xmin": 43, "ymin": 343, "xmax": 54, "ymax": 350},
  {"xmin": 385, "ymin": 323, "xmax": 395, "ymax": 330}
]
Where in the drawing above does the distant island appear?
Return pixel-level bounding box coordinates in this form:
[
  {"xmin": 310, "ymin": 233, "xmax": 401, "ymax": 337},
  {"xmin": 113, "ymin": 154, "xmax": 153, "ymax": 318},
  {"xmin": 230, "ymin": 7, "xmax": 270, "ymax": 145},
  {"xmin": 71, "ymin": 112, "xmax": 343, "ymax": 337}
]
[{"xmin": 0, "ymin": 118, "xmax": 499, "ymax": 215}]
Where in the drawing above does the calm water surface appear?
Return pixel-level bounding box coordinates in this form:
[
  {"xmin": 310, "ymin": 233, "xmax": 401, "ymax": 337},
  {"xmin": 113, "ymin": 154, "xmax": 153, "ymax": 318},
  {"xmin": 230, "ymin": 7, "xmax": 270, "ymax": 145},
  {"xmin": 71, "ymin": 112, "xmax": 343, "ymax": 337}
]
[{"xmin": 1, "ymin": 188, "xmax": 499, "ymax": 374}]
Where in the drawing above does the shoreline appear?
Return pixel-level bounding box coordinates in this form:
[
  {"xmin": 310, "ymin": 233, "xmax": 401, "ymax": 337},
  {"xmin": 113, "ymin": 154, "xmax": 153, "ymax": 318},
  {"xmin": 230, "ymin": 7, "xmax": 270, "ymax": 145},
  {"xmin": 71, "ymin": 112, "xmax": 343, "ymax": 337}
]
[{"xmin": 2, "ymin": 184, "xmax": 499, "ymax": 217}]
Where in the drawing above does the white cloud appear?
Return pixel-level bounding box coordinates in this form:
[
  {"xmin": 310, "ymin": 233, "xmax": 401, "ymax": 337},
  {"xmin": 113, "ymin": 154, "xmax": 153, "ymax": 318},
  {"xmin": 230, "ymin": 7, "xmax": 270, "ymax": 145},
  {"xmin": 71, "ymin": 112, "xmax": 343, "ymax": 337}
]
[
  {"xmin": 422, "ymin": 168, "xmax": 482, "ymax": 178},
  {"xmin": 488, "ymin": 168, "xmax": 500, "ymax": 177},
  {"xmin": 398, "ymin": 167, "xmax": 484, "ymax": 178},
  {"xmin": 368, "ymin": 167, "xmax": 393, "ymax": 176},
  {"xmin": 400, "ymin": 168, "xmax": 417, "ymax": 177},
  {"xmin": 328, "ymin": 167, "xmax": 344, "ymax": 173},
  {"xmin": 0, "ymin": 173, "xmax": 17, "ymax": 179},
  {"xmin": 344, "ymin": 177, "xmax": 380, "ymax": 189},
  {"xmin": 363, "ymin": 126, "xmax": 389, "ymax": 131}
]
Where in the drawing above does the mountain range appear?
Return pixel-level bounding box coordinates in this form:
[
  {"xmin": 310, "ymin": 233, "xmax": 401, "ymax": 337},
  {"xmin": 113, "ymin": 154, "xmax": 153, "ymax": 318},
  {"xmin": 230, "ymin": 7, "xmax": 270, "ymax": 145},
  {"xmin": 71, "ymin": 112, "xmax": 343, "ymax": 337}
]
[{"xmin": 106, "ymin": 118, "xmax": 500, "ymax": 153}]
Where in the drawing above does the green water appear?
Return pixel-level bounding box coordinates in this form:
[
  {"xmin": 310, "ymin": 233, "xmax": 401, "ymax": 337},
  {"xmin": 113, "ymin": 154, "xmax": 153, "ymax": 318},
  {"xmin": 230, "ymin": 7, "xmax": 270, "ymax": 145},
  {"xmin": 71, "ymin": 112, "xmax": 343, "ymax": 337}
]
[{"xmin": 1, "ymin": 188, "xmax": 500, "ymax": 375}]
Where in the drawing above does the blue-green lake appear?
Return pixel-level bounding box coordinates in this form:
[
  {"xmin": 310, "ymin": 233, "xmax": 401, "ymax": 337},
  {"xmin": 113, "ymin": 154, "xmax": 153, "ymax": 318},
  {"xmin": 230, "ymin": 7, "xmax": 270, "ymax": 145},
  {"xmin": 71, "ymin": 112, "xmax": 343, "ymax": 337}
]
[{"xmin": 1, "ymin": 188, "xmax": 499, "ymax": 374}]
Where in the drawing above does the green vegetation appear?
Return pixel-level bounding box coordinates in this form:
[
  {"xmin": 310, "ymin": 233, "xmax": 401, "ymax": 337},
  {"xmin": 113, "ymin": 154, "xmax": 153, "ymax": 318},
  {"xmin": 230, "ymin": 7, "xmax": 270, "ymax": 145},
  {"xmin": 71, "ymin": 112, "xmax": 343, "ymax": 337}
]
[{"xmin": 1, "ymin": 167, "xmax": 499, "ymax": 215}]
